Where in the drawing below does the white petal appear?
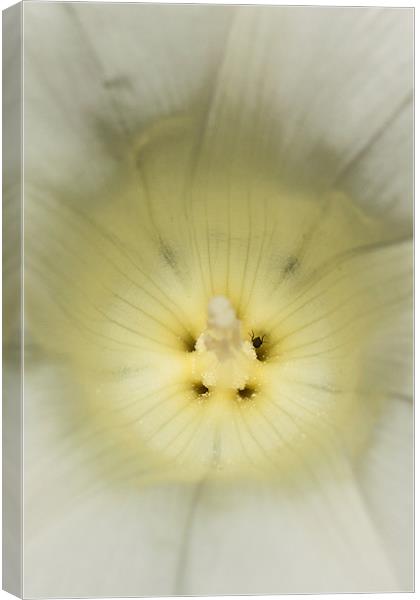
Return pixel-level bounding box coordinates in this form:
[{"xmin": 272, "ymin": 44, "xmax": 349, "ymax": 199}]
[
  {"xmin": 22, "ymin": 6, "xmax": 412, "ymax": 595},
  {"xmin": 176, "ymin": 462, "xmax": 401, "ymax": 594},
  {"xmin": 25, "ymin": 485, "xmax": 197, "ymax": 597},
  {"xmin": 336, "ymin": 93, "xmax": 413, "ymax": 232},
  {"xmin": 23, "ymin": 364, "xmax": 196, "ymax": 597},
  {"xmin": 180, "ymin": 7, "xmax": 413, "ymax": 226},
  {"xmin": 23, "ymin": 2, "xmax": 232, "ymax": 195},
  {"xmin": 24, "ymin": 362, "xmax": 410, "ymax": 596},
  {"xmin": 268, "ymin": 8, "xmax": 412, "ymax": 193},
  {"xmin": 356, "ymin": 397, "xmax": 413, "ymax": 588},
  {"xmin": 25, "ymin": 4, "xmax": 413, "ymax": 227}
]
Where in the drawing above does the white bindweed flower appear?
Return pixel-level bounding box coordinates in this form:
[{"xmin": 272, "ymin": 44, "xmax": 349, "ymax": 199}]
[{"xmin": 17, "ymin": 2, "xmax": 412, "ymax": 596}]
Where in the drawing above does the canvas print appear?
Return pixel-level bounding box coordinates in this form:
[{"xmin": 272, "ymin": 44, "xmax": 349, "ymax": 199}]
[{"xmin": 3, "ymin": 2, "xmax": 413, "ymax": 597}]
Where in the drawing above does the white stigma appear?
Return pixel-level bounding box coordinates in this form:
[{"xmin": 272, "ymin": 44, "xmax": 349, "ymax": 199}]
[
  {"xmin": 195, "ymin": 296, "xmax": 256, "ymax": 389},
  {"xmin": 201, "ymin": 296, "xmax": 242, "ymax": 361}
]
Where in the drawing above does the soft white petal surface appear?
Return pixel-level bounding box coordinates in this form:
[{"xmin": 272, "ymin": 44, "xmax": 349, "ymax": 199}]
[
  {"xmin": 24, "ymin": 362, "xmax": 410, "ymax": 596},
  {"xmin": 176, "ymin": 472, "xmax": 399, "ymax": 595},
  {"xmin": 24, "ymin": 365, "xmax": 194, "ymax": 597},
  {"xmin": 357, "ymin": 396, "xmax": 413, "ymax": 588},
  {"xmin": 23, "ymin": 3, "xmax": 413, "ymax": 597},
  {"xmin": 24, "ymin": 2, "xmax": 233, "ymax": 197},
  {"xmin": 24, "ymin": 5, "xmax": 413, "ymax": 228},
  {"xmin": 192, "ymin": 6, "xmax": 413, "ymax": 228}
]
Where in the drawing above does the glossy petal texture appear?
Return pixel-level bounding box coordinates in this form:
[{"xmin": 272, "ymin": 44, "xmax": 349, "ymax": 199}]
[{"xmin": 23, "ymin": 3, "xmax": 413, "ymax": 596}]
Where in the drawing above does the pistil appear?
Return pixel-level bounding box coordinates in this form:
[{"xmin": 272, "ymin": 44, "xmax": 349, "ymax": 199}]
[{"xmin": 194, "ymin": 296, "xmax": 257, "ymax": 390}]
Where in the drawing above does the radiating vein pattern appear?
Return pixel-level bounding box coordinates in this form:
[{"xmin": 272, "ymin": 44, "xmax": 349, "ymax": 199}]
[{"xmin": 26, "ymin": 117, "xmax": 412, "ymax": 483}]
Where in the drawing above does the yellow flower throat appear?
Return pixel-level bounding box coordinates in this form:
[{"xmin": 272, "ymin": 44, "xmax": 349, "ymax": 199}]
[{"xmin": 27, "ymin": 117, "xmax": 411, "ymax": 485}]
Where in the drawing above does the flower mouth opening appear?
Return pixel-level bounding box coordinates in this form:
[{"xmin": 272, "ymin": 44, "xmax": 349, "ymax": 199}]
[
  {"xmin": 27, "ymin": 117, "xmax": 412, "ymax": 484},
  {"xmin": 237, "ymin": 385, "xmax": 257, "ymax": 401},
  {"xmin": 192, "ymin": 382, "xmax": 210, "ymax": 397},
  {"xmin": 183, "ymin": 334, "xmax": 197, "ymax": 353}
]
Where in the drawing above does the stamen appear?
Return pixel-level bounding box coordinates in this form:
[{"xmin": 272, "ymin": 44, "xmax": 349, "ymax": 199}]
[
  {"xmin": 193, "ymin": 382, "xmax": 209, "ymax": 396},
  {"xmin": 237, "ymin": 385, "xmax": 256, "ymax": 400}
]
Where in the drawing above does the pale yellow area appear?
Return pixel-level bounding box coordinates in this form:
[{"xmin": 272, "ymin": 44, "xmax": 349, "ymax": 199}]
[{"xmin": 26, "ymin": 117, "xmax": 412, "ymax": 484}]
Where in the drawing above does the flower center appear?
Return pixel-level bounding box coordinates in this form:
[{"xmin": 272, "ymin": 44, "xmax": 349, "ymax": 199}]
[{"xmin": 27, "ymin": 118, "xmax": 411, "ymax": 486}]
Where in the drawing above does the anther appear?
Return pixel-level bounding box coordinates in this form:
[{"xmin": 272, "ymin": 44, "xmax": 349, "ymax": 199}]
[
  {"xmin": 193, "ymin": 382, "xmax": 209, "ymax": 396},
  {"xmin": 237, "ymin": 385, "xmax": 256, "ymax": 400}
]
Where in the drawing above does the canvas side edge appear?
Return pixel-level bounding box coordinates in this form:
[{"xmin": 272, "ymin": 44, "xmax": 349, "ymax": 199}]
[{"xmin": 2, "ymin": 2, "xmax": 23, "ymax": 598}]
